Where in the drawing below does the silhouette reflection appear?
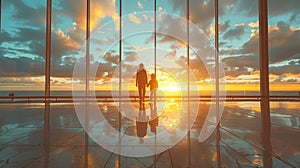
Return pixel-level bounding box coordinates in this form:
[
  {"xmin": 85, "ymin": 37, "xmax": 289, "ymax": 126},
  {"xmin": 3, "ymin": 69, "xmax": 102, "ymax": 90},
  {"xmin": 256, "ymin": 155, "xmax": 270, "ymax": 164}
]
[
  {"xmin": 136, "ymin": 103, "xmax": 159, "ymax": 144},
  {"xmin": 136, "ymin": 109, "xmax": 148, "ymax": 144}
]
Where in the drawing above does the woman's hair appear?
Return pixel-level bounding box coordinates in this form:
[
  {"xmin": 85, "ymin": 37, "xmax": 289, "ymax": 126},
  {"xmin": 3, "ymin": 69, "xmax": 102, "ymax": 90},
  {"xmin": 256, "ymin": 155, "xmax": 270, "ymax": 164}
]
[{"xmin": 139, "ymin": 63, "xmax": 144, "ymax": 69}]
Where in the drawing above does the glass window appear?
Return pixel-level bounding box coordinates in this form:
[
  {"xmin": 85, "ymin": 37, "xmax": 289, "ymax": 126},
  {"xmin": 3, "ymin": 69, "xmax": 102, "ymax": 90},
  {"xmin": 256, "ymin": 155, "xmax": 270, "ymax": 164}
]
[{"xmin": 0, "ymin": 0, "xmax": 46, "ymax": 96}]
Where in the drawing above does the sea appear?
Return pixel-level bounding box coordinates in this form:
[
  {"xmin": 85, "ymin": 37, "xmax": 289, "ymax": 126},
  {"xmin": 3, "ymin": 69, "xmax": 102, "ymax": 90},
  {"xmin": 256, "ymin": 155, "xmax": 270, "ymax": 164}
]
[{"xmin": 0, "ymin": 90, "xmax": 299, "ymax": 97}]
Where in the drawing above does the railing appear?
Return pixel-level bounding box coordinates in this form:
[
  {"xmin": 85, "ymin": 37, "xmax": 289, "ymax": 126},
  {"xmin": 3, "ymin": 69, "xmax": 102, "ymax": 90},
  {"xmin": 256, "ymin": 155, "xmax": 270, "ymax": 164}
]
[{"xmin": 0, "ymin": 95, "xmax": 299, "ymax": 103}]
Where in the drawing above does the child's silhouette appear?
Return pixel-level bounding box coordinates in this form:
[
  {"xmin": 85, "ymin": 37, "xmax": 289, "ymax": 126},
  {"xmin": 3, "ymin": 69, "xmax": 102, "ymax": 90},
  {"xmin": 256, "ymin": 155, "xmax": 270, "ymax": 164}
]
[{"xmin": 147, "ymin": 73, "xmax": 158, "ymax": 104}]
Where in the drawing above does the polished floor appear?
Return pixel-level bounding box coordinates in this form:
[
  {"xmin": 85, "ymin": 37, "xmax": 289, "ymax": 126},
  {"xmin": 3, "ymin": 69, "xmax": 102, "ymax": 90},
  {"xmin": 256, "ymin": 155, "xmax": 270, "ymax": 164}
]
[{"xmin": 0, "ymin": 101, "xmax": 299, "ymax": 167}]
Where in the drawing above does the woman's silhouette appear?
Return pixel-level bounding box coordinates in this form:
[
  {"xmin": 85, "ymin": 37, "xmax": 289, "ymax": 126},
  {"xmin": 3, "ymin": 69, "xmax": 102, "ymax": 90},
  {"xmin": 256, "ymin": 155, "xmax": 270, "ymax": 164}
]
[{"xmin": 136, "ymin": 63, "xmax": 148, "ymax": 108}]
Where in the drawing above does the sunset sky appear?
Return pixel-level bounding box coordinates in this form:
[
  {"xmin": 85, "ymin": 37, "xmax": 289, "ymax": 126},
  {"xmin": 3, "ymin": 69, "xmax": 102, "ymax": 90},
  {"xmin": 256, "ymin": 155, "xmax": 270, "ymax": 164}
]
[{"xmin": 0, "ymin": 0, "xmax": 299, "ymax": 92}]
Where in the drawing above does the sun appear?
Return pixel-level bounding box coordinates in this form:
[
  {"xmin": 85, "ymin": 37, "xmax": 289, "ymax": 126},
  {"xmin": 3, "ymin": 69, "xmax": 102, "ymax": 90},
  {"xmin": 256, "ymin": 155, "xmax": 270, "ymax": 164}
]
[{"xmin": 163, "ymin": 85, "xmax": 181, "ymax": 91}]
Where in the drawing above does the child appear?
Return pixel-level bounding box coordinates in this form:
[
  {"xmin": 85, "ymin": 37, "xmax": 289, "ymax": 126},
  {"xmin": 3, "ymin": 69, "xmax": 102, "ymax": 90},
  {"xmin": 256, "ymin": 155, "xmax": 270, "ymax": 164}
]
[{"xmin": 147, "ymin": 74, "xmax": 158, "ymax": 104}]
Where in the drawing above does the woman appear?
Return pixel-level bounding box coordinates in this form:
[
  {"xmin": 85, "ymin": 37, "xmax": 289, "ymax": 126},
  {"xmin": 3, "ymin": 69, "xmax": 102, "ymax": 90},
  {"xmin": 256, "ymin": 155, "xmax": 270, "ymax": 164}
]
[{"xmin": 136, "ymin": 63, "xmax": 148, "ymax": 108}]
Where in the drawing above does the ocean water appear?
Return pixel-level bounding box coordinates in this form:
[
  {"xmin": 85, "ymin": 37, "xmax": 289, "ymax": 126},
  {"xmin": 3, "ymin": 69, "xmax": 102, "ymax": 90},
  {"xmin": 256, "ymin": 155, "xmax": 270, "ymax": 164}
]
[{"xmin": 0, "ymin": 90, "xmax": 299, "ymax": 97}]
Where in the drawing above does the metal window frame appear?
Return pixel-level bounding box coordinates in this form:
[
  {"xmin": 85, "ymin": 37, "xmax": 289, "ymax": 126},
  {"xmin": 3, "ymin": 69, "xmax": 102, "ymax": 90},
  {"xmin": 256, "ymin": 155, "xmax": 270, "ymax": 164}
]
[
  {"xmin": 41, "ymin": 0, "xmax": 272, "ymax": 165},
  {"xmin": 0, "ymin": 0, "xmax": 2, "ymax": 31}
]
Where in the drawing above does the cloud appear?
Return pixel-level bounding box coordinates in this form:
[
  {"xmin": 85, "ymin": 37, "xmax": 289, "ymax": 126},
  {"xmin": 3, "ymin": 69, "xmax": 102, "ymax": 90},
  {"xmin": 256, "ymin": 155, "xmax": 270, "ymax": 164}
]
[
  {"xmin": 286, "ymin": 79, "xmax": 298, "ymax": 82},
  {"xmin": 219, "ymin": 48, "xmax": 241, "ymax": 56},
  {"xmin": 170, "ymin": 0, "xmax": 214, "ymax": 31},
  {"xmin": 233, "ymin": 0, "xmax": 300, "ymax": 17},
  {"xmin": 128, "ymin": 13, "xmax": 142, "ymax": 24},
  {"xmin": 222, "ymin": 55, "xmax": 258, "ymax": 76},
  {"xmin": 124, "ymin": 52, "xmax": 140, "ymax": 62},
  {"xmin": 103, "ymin": 52, "xmax": 119, "ymax": 64},
  {"xmin": 137, "ymin": 1, "xmax": 143, "ymax": 9},
  {"xmin": 248, "ymin": 21, "xmax": 259, "ymax": 28},
  {"xmin": 3, "ymin": 0, "xmax": 46, "ymax": 28},
  {"xmin": 0, "ymin": 77, "xmax": 44, "ymax": 86},
  {"xmin": 189, "ymin": 58, "xmax": 210, "ymax": 80},
  {"xmin": 290, "ymin": 12, "xmax": 300, "ymax": 24},
  {"xmin": 219, "ymin": 20, "xmax": 231, "ymax": 34},
  {"xmin": 164, "ymin": 50, "xmax": 177, "ymax": 60},
  {"xmin": 0, "ymin": 0, "xmax": 119, "ymax": 79},
  {"xmin": 0, "ymin": 56, "xmax": 44, "ymax": 77},
  {"xmin": 125, "ymin": 45, "xmax": 148, "ymax": 51},
  {"xmin": 270, "ymin": 64, "xmax": 300, "ymax": 75},
  {"xmin": 169, "ymin": 0, "xmax": 239, "ymax": 32},
  {"xmin": 51, "ymin": 29, "xmax": 82, "ymax": 61},
  {"xmin": 242, "ymin": 21, "xmax": 300, "ymax": 64},
  {"xmin": 56, "ymin": 0, "xmax": 118, "ymax": 31},
  {"xmin": 221, "ymin": 21, "xmax": 300, "ymax": 78},
  {"xmin": 142, "ymin": 14, "xmax": 148, "ymax": 21},
  {"xmin": 158, "ymin": 6, "xmax": 164, "ymax": 12},
  {"xmin": 223, "ymin": 24, "xmax": 247, "ymax": 40}
]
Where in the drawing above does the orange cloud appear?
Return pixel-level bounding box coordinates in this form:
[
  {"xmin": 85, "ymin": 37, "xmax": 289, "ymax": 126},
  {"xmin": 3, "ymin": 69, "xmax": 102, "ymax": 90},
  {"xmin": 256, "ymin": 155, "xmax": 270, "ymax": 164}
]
[{"xmin": 61, "ymin": 0, "xmax": 118, "ymax": 31}]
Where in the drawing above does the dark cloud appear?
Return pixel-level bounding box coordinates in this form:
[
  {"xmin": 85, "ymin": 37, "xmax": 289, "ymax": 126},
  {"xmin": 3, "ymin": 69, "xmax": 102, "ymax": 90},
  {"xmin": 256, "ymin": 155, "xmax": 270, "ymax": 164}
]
[
  {"xmin": 189, "ymin": 58, "xmax": 210, "ymax": 80},
  {"xmin": 226, "ymin": 67, "xmax": 253, "ymax": 78},
  {"xmin": 0, "ymin": 31, "xmax": 15, "ymax": 45},
  {"xmin": 103, "ymin": 52, "xmax": 119, "ymax": 64},
  {"xmin": 268, "ymin": 0, "xmax": 300, "ymax": 16},
  {"xmin": 0, "ymin": 54, "xmax": 118, "ymax": 80},
  {"xmin": 270, "ymin": 64, "xmax": 300, "ymax": 75},
  {"xmin": 121, "ymin": 63, "xmax": 139, "ymax": 78},
  {"xmin": 124, "ymin": 52, "xmax": 139, "ymax": 62},
  {"xmin": 147, "ymin": 15, "xmax": 214, "ymax": 60},
  {"xmin": 219, "ymin": 20, "xmax": 231, "ymax": 34},
  {"xmin": 290, "ymin": 12, "xmax": 300, "ymax": 23},
  {"xmin": 168, "ymin": 0, "xmax": 236, "ymax": 31},
  {"xmin": 0, "ymin": 0, "xmax": 119, "ymax": 83},
  {"xmin": 223, "ymin": 25, "xmax": 246, "ymax": 40},
  {"xmin": 222, "ymin": 21, "xmax": 300, "ymax": 77},
  {"xmin": 234, "ymin": 0, "xmax": 300, "ymax": 17},
  {"xmin": 3, "ymin": 0, "xmax": 46, "ymax": 28},
  {"xmin": 286, "ymin": 79, "xmax": 298, "ymax": 82},
  {"xmin": 242, "ymin": 21, "xmax": 300, "ymax": 64},
  {"xmin": 222, "ymin": 55, "xmax": 258, "ymax": 77},
  {"xmin": 0, "ymin": 56, "xmax": 44, "ymax": 77},
  {"xmin": 219, "ymin": 48, "xmax": 241, "ymax": 56}
]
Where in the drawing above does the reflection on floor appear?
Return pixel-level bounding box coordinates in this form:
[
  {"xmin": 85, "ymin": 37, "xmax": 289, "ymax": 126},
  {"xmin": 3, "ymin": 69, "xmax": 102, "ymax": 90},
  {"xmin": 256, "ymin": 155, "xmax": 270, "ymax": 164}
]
[{"xmin": 0, "ymin": 101, "xmax": 299, "ymax": 167}]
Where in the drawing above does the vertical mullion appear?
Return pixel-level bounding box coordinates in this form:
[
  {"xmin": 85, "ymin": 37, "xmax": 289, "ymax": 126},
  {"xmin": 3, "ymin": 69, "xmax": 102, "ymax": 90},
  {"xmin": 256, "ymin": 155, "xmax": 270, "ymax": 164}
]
[
  {"xmin": 0, "ymin": 0, "xmax": 2, "ymax": 31},
  {"xmin": 118, "ymin": 0, "xmax": 122, "ymax": 167},
  {"xmin": 187, "ymin": 0, "xmax": 191, "ymax": 167},
  {"xmin": 119, "ymin": 0, "xmax": 122, "ymax": 132},
  {"xmin": 85, "ymin": 1, "xmax": 90, "ymax": 168},
  {"xmin": 215, "ymin": 0, "xmax": 221, "ymax": 167},
  {"xmin": 215, "ymin": 0, "xmax": 219, "ymax": 122},
  {"xmin": 154, "ymin": 0, "xmax": 157, "ymax": 167},
  {"xmin": 45, "ymin": 1, "xmax": 51, "ymax": 167},
  {"xmin": 259, "ymin": 0, "xmax": 272, "ymax": 167},
  {"xmin": 259, "ymin": 0, "xmax": 270, "ymax": 109},
  {"xmin": 154, "ymin": 0, "xmax": 156, "ymax": 74},
  {"xmin": 86, "ymin": 0, "xmax": 90, "ymax": 97},
  {"xmin": 45, "ymin": 0, "xmax": 51, "ymax": 98}
]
